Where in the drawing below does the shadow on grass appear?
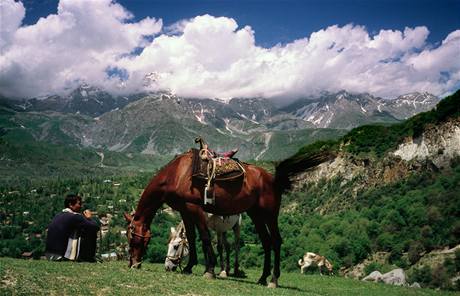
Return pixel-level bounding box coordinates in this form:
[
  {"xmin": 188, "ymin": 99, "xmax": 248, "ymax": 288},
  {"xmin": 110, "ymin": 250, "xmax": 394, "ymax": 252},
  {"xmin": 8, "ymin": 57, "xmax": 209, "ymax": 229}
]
[{"xmin": 220, "ymin": 276, "xmax": 307, "ymax": 292}]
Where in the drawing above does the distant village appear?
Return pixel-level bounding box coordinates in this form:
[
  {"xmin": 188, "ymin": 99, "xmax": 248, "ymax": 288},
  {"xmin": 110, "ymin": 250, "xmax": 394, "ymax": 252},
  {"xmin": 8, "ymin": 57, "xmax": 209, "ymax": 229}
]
[{"xmin": 0, "ymin": 176, "xmax": 152, "ymax": 261}]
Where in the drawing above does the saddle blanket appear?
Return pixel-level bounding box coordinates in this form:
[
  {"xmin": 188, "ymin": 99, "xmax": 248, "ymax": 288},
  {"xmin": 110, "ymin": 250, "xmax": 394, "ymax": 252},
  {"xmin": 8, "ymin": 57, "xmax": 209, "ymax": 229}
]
[{"xmin": 191, "ymin": 148, "xmax": 245, "ymax": 181}]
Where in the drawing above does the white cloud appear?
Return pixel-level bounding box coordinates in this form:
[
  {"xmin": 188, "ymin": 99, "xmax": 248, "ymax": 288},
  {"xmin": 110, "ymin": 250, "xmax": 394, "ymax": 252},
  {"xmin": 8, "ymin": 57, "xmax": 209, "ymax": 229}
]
[
  {"xmin": 0, "ymin": 0, "xmax": 162, "ymax": 98},
  {"xmin": 0, "ymin": 0, "xmax": 24, "ymax": 52},
  {"xmin": 0, "ymin": 1, "xmax": 459, "ymax": 101}
]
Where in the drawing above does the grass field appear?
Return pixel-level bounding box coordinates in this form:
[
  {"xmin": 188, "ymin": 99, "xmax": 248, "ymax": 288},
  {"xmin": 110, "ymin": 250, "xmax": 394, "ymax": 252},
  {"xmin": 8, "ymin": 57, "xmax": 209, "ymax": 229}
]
[{"xmin": 0, "ymin": 258, "xmax": 457, "ymax": 296}]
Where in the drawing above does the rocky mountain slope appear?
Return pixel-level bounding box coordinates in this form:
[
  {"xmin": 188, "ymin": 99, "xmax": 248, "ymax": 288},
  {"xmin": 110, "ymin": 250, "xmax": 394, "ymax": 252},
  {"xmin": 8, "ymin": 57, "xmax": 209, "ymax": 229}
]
[
  {"xmin": 0, "ymin": 88, "xmax": 440, "ymax": 162},
  {"xmin": 275, "ymin": 90, "xmax": 460, "ymax": 289},
  {"xmin": 281, "ymin": 91, "xmax": 439, "ymax": 129},
  {"xmin": 2, "ymin": 87, "xmax": 439, "ymax": 129},
  {"xmin": 287, "ymin": 115, "xmax": 460, "ymax": 213},
  {"xmin": 4, "ymin": 85, "xmax": 146, "ymax": 117},
  {"xmin": 0, "ymin": 94, "xmax": 346, "ymax": 162},
  {"xmin": 279, "ymin": 89, "xmax": 459, "ymax": 212}
]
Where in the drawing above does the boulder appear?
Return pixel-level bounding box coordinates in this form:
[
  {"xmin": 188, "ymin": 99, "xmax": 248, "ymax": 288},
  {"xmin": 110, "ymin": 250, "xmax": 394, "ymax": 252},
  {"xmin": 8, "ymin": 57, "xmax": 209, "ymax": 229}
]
[
  {"xmin": 362, "ymin": 271, "xmax": 382, "ymax": 282},
  {"xmin": 410, "ymin": 282, "xmax": 421, "ymax": 288},
  {"xmin": 381, "ymin": 268, "xmax": 406, "ymax": 286}
]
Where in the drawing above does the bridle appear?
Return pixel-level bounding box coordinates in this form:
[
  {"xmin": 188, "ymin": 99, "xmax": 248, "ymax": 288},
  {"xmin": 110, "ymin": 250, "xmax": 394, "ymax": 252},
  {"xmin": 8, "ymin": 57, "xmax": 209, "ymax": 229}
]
[
  {"xmin": 166, "ymin": 233, "xmax": 189, "ymax": 271},
  {"xmin": 128, "ymin": 219, "xmax": 151, "ymax": 269},
  {"xmin": 128, "ymin": 220, "xmax": 152, "ymax": 240}
]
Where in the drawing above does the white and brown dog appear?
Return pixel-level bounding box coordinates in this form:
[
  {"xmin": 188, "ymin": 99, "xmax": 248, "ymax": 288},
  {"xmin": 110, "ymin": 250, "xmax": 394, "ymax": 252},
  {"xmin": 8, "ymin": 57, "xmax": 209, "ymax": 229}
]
[{"xmin": 298, "ymin": 252, "xmax": 334, "ymax": 275}]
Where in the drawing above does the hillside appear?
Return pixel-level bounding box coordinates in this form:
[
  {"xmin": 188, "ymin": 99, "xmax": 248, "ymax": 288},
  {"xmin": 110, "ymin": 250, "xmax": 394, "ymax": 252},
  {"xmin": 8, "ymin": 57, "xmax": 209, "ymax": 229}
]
[
  {"xmin": 277, "ymin": 89, "xmax": 460, "ymax": 205},
  {"xmin": 0, "ymin": 259, "xmax": 453, "ymax": 296},
  {"xmin": 275, "ymin": 90, "xmax": 460, "ymax": 289},
  {"xmin": 0, "ymin": 105, "xmax": 172, "ymax": 183}
]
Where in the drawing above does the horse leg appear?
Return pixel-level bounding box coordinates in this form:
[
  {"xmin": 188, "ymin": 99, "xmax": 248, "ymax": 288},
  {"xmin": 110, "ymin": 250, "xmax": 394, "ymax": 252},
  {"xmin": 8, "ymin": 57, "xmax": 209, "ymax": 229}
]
[
  {"xmin": 181, "ymin": 214, "xmax": 197, "ymax": 274},
  {"xmin": 266, "ymin": 218, "xmax": 282, "ymax": 288},
  {"xmin": 216, "ymin": 231, "xmax": 226, "ymax": 277},
  {"xmin": 222, "ymin": 231, "xmax": 231, "ymax": 276},
  {"xmin": 192, "ymin": 207, "xmax": 216, "ymax": 278},
  {"xmin": 247, "ymin": 210, "xmax": 271, "ymax": 286},
  {"xmin": 199, "ymin": 227, "xmax": 216, "ymax": 278},
  {"xmin": 232, "ymin": 222, "xmax": 241, "ymax": 276},
  {"xmin": 181, "ymin": 204, "xmax": 216, "ymax": 277}
]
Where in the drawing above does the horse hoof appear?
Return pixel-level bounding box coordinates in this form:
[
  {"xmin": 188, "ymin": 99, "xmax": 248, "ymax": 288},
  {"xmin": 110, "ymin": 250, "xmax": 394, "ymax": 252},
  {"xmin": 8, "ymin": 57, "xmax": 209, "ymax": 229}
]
[
  {"xmin": 268, "ymin": 282, "xmax": 278, "ymax": 288},
  {"xmin": 268, "ymin": 278, "xmax": 278, "ymax": 288},
  {"xmin": 218, "ymin": 271, "xmax": 227, "ymax": 278},
  {"xmin": 203, "ymin": 272, "xmax": 216, "ymax": 280}
]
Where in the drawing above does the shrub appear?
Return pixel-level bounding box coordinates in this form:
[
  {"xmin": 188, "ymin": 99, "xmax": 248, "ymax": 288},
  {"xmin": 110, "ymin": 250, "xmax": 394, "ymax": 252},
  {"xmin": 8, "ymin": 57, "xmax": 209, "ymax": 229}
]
[
  {"xmin": 443, "ymin": 258, "xmax": 456, "ymax": 276},
  {"xmin": 455, "ymin": 249, "xmax": 460, "ymax": 272},
  {"xmin": 430, "ymin": 265, "xmax": 451, "ymax": 290},
  {"xmin": 364, "ymin": 262, "xmax": 383, "ymax": 276},
  {"xmin": 408, "ymin": 241, "xmax": 425, "ymax": 265},
  {"xmin": 409, "ymin": 265, "xmax": 432, "ymax": 286}
]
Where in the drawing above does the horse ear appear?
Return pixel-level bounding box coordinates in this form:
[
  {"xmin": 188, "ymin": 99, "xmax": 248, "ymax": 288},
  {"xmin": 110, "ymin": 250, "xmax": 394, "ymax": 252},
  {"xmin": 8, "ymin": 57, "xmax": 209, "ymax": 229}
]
[{"xmin": 123, "ymin": 212, "xmax": 133, "ymax": 223}]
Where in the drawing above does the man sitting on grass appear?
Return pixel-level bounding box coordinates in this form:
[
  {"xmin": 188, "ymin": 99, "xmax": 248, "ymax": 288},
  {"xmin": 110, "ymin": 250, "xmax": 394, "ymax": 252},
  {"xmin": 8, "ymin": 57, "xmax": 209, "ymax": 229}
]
[{"xmin": 45, "ymin": 194, "xmax": 100, "ymax": 262}]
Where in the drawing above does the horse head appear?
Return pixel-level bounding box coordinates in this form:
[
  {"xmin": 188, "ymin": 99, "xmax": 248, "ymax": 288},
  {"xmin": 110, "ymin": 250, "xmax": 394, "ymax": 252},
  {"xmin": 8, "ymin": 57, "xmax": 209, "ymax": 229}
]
[
  {"xmin": 165, "ymin": 221, "xmax": 189, "ymax": 271},
  {"xmin": 124, "ymin": 212, "xmax": 151, "ymax": 269}
]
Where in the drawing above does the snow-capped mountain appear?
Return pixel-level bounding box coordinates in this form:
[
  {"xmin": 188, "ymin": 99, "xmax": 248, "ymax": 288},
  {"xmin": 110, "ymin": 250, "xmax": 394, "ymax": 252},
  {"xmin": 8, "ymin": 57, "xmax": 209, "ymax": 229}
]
[
  {"xmin": 383, "ymin": 92, "xmax": 440, "ymax": 120},
  {"xmin": 0, "ymin": 86, "xmax": 442, "ymax": 160},
  {"xmin": 82, "ymin": 92, "xmax": 333, "ymax": 160},
  {"xmin": 8, "ymin": 84, "xmax": 145, "ymax": 117},
  {"xmin": 282, "ymin": 91, "xmax": 440, "ymax": 129},
  {"xmin": 3, "ymin": 85, "xmax": 440, "ymax": 129}
]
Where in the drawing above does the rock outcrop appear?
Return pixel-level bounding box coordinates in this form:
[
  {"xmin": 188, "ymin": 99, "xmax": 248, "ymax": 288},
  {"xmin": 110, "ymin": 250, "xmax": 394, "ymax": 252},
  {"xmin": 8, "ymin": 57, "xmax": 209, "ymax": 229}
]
[
  {"xmin": 288, "ymin": 117, "xmax": 460, "ymax": 213},
  {"xmin": 362, "ymin": 268, "xmax": 407, "ymax": 286},
  {"xmin": 381, "ymin": 268, "xmax": 407, "ymax": 286}
]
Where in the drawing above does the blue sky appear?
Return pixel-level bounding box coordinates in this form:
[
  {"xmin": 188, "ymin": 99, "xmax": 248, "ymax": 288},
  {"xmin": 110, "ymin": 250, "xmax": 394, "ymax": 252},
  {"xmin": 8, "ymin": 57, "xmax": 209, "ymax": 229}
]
[
  {"xmin": 1, "ymin": 0, "xmax": 459, "ymax": 100},
  {"xmin": 21, "ymin": 0, "xmax": 460, "ymax": 47}
]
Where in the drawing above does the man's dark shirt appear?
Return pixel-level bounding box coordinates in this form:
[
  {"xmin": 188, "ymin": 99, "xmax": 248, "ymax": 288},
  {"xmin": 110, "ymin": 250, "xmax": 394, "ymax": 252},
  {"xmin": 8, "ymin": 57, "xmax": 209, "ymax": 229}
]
[{"xmin": 45, "ymin": 211, "xmax": 99, "ymax": 259}]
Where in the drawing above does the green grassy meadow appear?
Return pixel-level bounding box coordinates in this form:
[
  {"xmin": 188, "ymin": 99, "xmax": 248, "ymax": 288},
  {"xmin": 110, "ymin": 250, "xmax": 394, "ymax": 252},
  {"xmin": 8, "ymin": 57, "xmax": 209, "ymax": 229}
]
[{"xmin": 0, "ymin": 258, "xmax": 456, "ymax": 296}]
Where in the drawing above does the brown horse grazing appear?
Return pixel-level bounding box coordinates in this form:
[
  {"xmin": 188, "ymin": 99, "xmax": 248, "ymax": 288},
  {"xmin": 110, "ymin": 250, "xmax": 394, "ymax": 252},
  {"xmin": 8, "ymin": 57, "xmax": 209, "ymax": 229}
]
[{"xmin": 123, "ymin": 149, "xmax": 289, "ymax": 288}]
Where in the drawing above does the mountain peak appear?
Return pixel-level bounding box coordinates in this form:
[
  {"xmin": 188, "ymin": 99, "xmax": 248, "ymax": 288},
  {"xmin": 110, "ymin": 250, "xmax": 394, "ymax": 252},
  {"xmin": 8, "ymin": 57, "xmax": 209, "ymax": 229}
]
[{"xmin": 282, "ymin": 90, "xmax": 439, "ymax": 128}]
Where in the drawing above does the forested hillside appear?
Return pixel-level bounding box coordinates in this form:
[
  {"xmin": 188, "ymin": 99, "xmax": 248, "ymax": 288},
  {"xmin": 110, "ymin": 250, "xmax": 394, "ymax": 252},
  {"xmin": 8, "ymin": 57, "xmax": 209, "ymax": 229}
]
[
  {"xmin": 276, "ymin": 89, "xmax": 460, "ymax": 290},
  {"xmin": 0, "ymin": 106, "xmax": 169, "ymax": 183}
]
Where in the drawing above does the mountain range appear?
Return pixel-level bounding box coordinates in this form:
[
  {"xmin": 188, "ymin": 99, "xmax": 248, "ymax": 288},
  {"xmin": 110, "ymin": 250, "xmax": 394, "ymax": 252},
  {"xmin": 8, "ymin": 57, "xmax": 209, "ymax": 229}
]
[{"xmin": 0, "ymin": 87, "xmax": 439, "ymax": 163}]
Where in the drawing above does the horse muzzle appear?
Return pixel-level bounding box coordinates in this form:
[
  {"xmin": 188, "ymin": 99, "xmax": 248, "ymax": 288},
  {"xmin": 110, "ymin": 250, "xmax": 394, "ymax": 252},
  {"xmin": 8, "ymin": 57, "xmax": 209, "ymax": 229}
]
[
  {"xmin": 164, "ymin": 258, "xmax": 178, "ymax": 271},
  {"xmin": 129, "ymin": 257, "xmax": 143, "ymax": 269}
]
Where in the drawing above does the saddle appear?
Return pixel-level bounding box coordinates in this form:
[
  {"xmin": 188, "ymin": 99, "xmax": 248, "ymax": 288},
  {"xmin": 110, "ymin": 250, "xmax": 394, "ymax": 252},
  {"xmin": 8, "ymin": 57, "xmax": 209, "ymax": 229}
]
[
  {"xmin": 191, "ymin": 148, "xmax": 245, "ymax": 181},
  {"xmin": 191, "ymin": 145, "xmax": 245, "ymax": 205}
]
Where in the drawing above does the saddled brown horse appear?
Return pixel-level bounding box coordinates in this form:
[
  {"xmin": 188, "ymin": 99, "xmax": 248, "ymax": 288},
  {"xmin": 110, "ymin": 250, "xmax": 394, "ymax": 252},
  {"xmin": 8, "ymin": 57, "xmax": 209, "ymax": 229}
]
[{"xmin": 124, "ymin": 149, "xmax": 290, "ymax": 288}]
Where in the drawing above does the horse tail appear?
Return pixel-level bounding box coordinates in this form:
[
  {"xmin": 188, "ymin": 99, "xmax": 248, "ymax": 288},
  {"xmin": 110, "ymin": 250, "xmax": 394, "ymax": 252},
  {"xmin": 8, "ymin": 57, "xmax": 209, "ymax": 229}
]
[{"xmin": 274, "ymin": 150, "xmax": 336, "ymax": 195}]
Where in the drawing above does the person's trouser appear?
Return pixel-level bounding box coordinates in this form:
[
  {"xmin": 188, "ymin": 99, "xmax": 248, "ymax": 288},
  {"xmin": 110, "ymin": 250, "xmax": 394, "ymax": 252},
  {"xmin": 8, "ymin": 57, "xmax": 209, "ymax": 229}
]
[{"xmin": 77, "ymin": 228, "xmax": 98, "ymax": 262}]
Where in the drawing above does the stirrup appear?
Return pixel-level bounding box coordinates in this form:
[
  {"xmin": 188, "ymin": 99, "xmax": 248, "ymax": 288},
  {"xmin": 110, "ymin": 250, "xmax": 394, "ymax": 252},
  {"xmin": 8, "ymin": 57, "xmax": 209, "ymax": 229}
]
[{"xmin": 204, "ymin": 185, "xmax": 214, "ymax": 205}]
